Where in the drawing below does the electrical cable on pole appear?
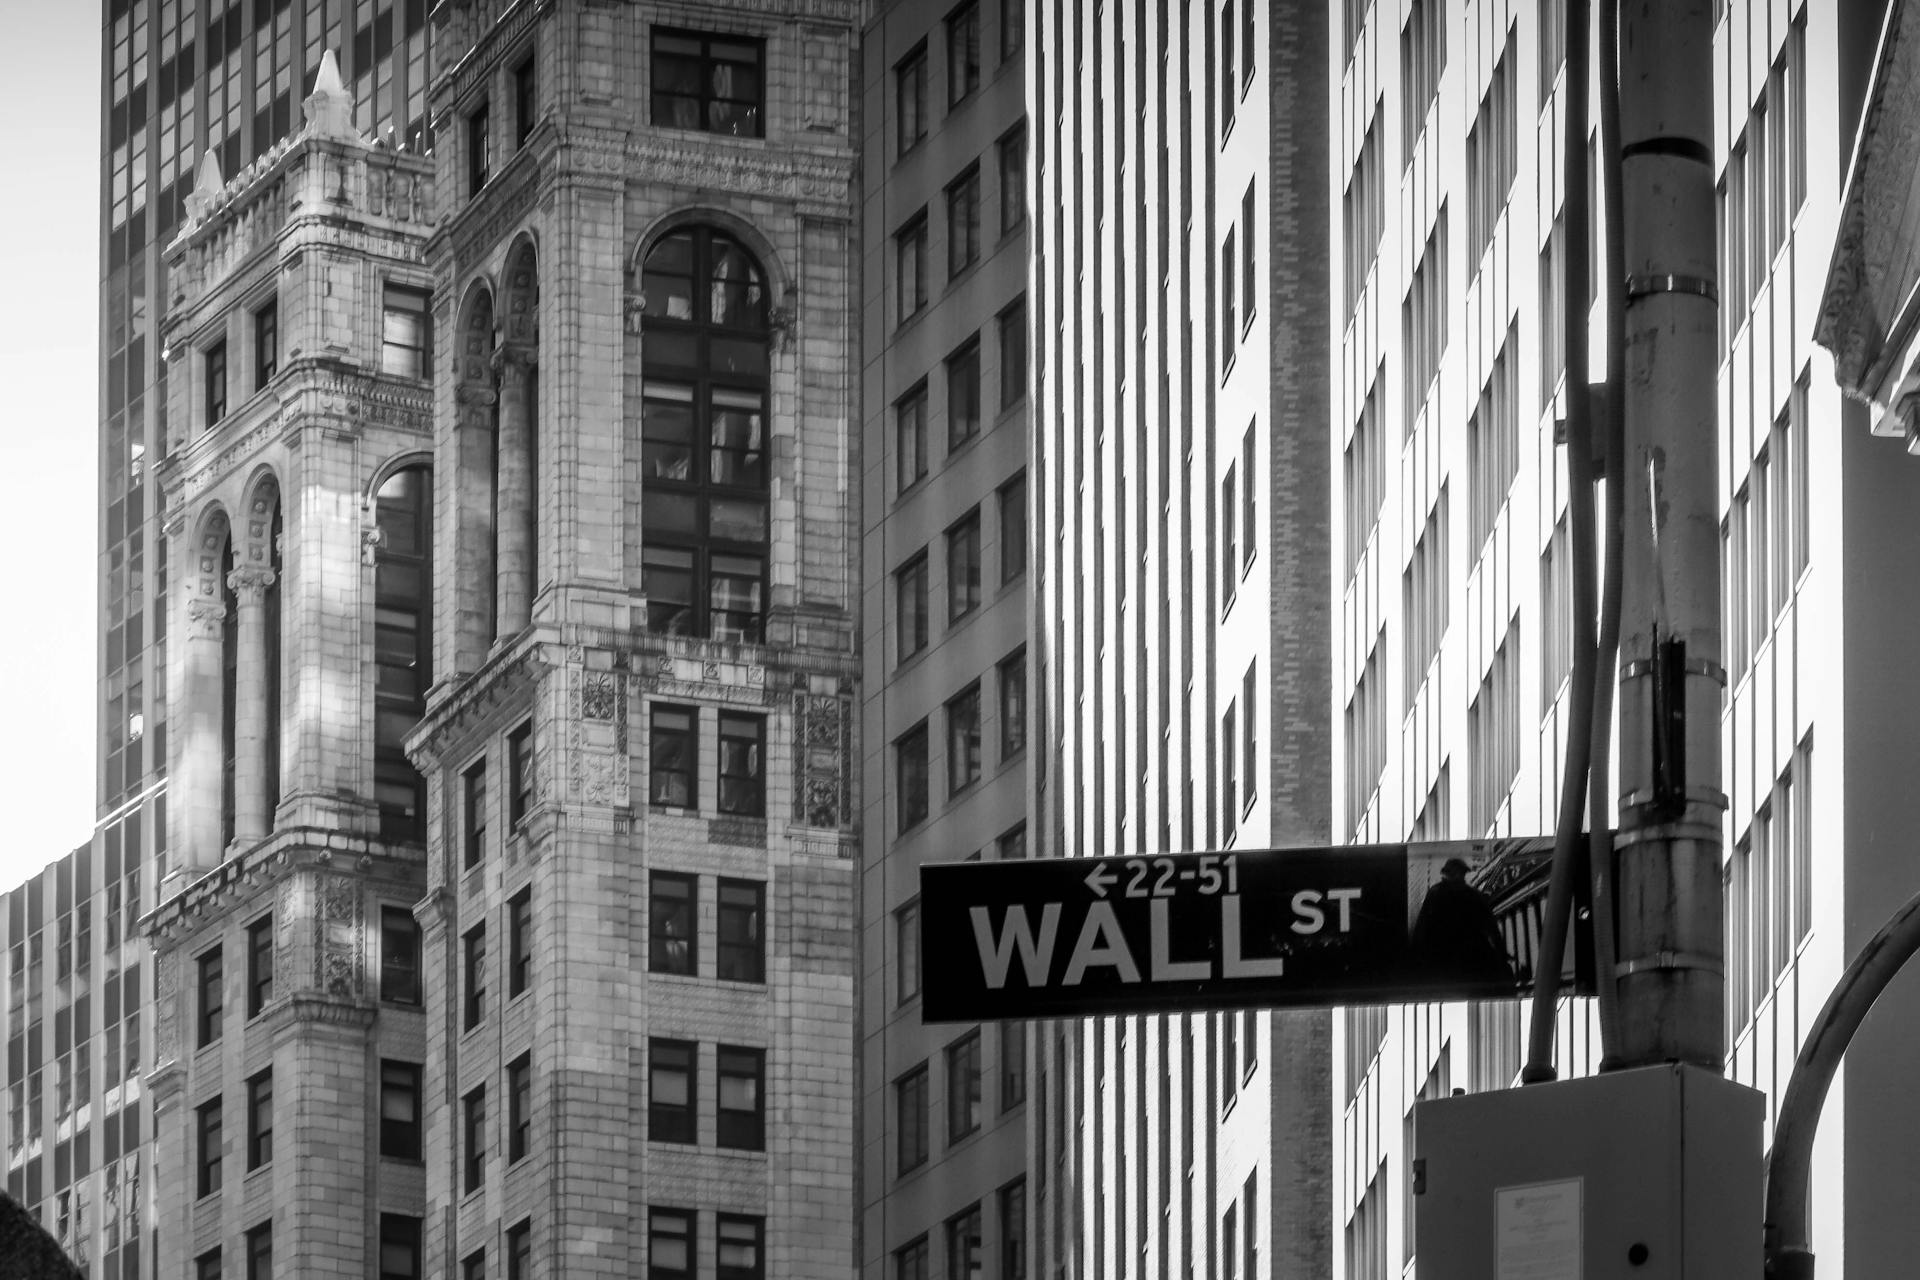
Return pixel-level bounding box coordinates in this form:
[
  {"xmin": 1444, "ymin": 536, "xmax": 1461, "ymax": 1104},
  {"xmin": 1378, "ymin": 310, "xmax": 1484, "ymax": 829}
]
[{"xmin": 1525, "ymin": 0, "xmax": 1598, "ymax": 1087}]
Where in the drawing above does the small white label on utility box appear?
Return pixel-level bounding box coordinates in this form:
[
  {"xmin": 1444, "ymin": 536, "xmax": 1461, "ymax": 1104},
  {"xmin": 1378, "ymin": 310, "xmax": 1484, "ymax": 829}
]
[{"xmin": 1496, "ymin": 1178, "xmax": 1582, "ymax": 1280}]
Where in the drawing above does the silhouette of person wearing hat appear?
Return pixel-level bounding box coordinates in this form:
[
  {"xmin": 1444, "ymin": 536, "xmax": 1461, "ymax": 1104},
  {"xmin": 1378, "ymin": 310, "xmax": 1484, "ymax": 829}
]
[{"xmin": 1411, "ymin": 857, "xmax": 1515, "ymax": 985}]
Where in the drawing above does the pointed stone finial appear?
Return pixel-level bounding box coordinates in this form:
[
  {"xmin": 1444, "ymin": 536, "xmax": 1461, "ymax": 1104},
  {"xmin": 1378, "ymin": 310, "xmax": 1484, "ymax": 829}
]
[
  {"xmin": 184, "ymin": 148, "xmax": 225, "ymax": 223},
  {"xmin": 303, "ymin": 48, "xmax": 358, "ymax": 139}
]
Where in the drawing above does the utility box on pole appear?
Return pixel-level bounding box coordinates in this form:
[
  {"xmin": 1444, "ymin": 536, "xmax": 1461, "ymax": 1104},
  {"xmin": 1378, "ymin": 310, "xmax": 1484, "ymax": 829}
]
[{"xmin": 1414, "ymin": 1065, "xmax": 1761, "ymax": 1279}]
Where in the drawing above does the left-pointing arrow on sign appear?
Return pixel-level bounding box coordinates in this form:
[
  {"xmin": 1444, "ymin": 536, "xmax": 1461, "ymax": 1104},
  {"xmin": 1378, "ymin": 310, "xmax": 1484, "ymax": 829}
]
[{"xmin": 1084, "ymin": 863, "xmax": 1118, "ymax": 897}]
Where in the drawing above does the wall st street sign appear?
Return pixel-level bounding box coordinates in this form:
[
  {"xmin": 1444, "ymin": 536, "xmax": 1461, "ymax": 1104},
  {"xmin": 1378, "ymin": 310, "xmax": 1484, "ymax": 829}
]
[{"xmin": 919, "ymin": 837, "xmax": 1596, "ymax": 1022}]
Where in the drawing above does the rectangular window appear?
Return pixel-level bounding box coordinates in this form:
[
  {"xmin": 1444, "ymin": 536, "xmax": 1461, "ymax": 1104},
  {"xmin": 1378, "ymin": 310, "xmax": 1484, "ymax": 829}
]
[
  {"xmin": 996, "ymin": 822, "xmax": 1027, "ymax": 860},
  {"xmin": 1221, "ymin": 228, "xmax": 1237, "ymax": 368},
  {"xmin": 1465, "ymin": 26, "xmax": 1517, "ymax": 273},
  {"xmin": 897, "ymin": 43, "xmax": 927, "ymax": 156},
  {"xmin": 1468, "ymin": 323, "xmax": 1520, "ymax": 553},
  {"xmin": 898, "ymin": 720, "xmax": 930, "ymax": 832},
  {"xmin": 947, "ymin": 682, "xmax": 983, "ymax": 795},
  {"xmin": 946, "ymin": 1204, "xmax": 983, "ymax": 1278},
  {"xmin": 896, "ymin": 1237, "xmax": 930, "ymax": 1280},
  {"xmin": 1221, "ymin": 0, "xmax": 1236, "ymax": 130},
  {"xmin": 896, "ymin": 900, "xmax": 922, "ymax": 1005},
  {"xmin": 999, "ymin": 649, "xmax": 1027, "ymax": 761},
  {"xmin": 1242, "ymin": 660, "xmax": 1258, "ymax": 809},
  {"xmin": 381, "ymin": 905, "xmax": 422, "ymax": 1004},
  {"xmin": 1468, "ymin": 623, "xmax": 1523, "ymax": 833},
  {"xmin": 253, "ymin": 296, "xmax": 278, "ymax": 387},
  {"xmin": 897, "ymin": 1062, "xmax": 930, "ymax": 1172},
  {"xmin": 897, "ymin": 212, "xmax": 928, "ymax": 324},
  {"xmin": 246, "ymin": 1223, "xmax": 272, "ymax": 1280},
  {"xmin": 947, "ymin": 164, "xmax": 982, "ymax": 278},
  {"xmin": 1222, "ymin": 703, "xmax": 1238, "ymax": 836},
  {"xmin": 1001, "ymin": 1022, "xmax": 1026, "ymax": 1109},
  {"xmin": 1001, "ymin": 0, "xmax": 1024, "ymax": 60},
  {"xmin": 508, "ymin": 721, "xmax": 534, "ymax": 828},
  {"xmin": 463, "ymin": 922, "xmax": 487, "ymax": 1030},
  {"xmin": 717, "ymin": 1046, "xmax": 765, "ymax": 1150},
  {"xmin": 206, "ymin": 340, "xmax": 228, "ymax": 425},
  {"xmin": 649, "ymin": 871, "xmax": 696, "ymax": 976},
  {"xmin": 508, "ymin": 1053, "xmax": 531, "ymax": 1163},
  {"xmin": 717, "ymin": 1215, "xmax": 765, "ymax": 1280},
  {"xmin": 999, "ymin": 471, "xmax": 1028, "ymax": 583},
  {"xmin": 947, "ymin": 1, "xmax": 981, "ymax": 104},
  {"xmin": 895, "ymin": 551, "xmax": 930, "ymax": 665},
  {"xmin": 380, "ymin": 1214, "xmax": 422, "ymax": 1280},
  {"xmin": 463, "ymin": 758, "xmax": 488, "ymax": 869},
  {"xmin": 463, "ymin": 1085, "xmax": 487, "ymax": 1192},
  {"xmin": 247, "ymin": 1069, "xmax": 272, "ymax": 1170},
  {"xmin": 1241, "ymin": 183, "xmax": 1256, "ymax": 325},
  {"xmin": 998, "ymin": 295, "xmax": 1028, "ymax": 409},
  {"xmin": 506, "ymin": 1221, "xmax": 530, "ymax": 1280},
  {"xmin": 947, "ymin": 507, "xmax": 982, "ymax": 621},
  {"xmin": 1404, "ymin": 206, "xmax": 1451, "ymax": 434},
  {"xmin": 246, "ymin": 913, "xmax": 273, "ymax": 1018},
  {"xmin": 1241, "ymin": 423, "xmax": 1257, "ymax": 567},
  {"xmin": 463, "ymin": 1252, "xmax": 487, "ymax": 1280},
  {"xmin": 650, "ymin": 29, "xmax": 764, "ymax": 138},
  {"xmin": 650, "ymin": 1208, "xmax": 694, "ymax": 1280},
  {"xmin": 946, "ymin": 1031, "xmax": 983, "ymax": 1141},
  {"xmin": 1224, "ymin": 1202, "xmax": 1240, "ymax": 1280},
  {"xmin": 947, "ymin": 338, "xmax": 982, "ymax": 450},
  {"xmin": 513, "ymin": 56, "xmax": 536, "ymax": 146},
  {"xmin": 717, "ymin": 713, "xmax": 765, "ymax": 817},
  {"xmin": 1000, "ymin": 1180, "xmax": 1027, "ymax": 1278},
  {"xmin": 649, "ymin": 705, "xmax": 696, "ymax": 809},
  {"xmin": 197, "ymin": 1250, "xmax": 222, "ymax": 1280},
  {"xmin": 1406, "ymin": 485, "xmax": 1453, "ymax": 704},
  {"xmin": 198, "ymin": 945, "xmax": 223, "ymax": 1047},
  {"xmin": 508, "ymin": 887, "xmax": 532, "ymax": 998},
  {"xmin": 380, "ymin": 1060, "xmax": 422, "ymax": 1161},
  {"xmin": 717, "ymin": 879, "xmax": 765, "ymax": 983},
  {"xmin": 467, "ymin": 100, "xmax": 490, "ymax": 194},
  {"xmin": 1222, "ymin": 465, "xmax": 1238, "ymax": 605},
  {"xmin": 897, "ymin": 381, "xmax": 928, "ymax": 493},
  {"xmin": 197, "ymin": 1095, "xmax": 222, "ymax": 1197},
  {"xmin": 998, "ymin": 124, "xmax": 1026, "ymax": 236},
  {"xmin": 380, "ymin": 284, "xmax": 433, "ymax": 381},
  {"xmin": 649, "ymin": 1038, "xmax": 696, "ymax": 1144}
]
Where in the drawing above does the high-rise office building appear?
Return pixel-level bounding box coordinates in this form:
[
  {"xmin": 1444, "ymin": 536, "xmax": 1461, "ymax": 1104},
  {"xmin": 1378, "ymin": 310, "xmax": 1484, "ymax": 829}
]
[
  {"xmin": 855, "ymin": 1, "xmax": 1031, "ymax": 1277},
  {"xmin": 1330, "ymin": 1, "xmax": 1920, "ymax": 1276},
  {"xmin": 1030, "ymin": 2, "xmax": 1334, "ymax": 1276},
  {"xmin": 0, "ymin": 5, "xmax": 435, "ymax": 1274},
  {"xmin": 401, "ymin": 5, "xmax": 859, "ymax": 1277}
]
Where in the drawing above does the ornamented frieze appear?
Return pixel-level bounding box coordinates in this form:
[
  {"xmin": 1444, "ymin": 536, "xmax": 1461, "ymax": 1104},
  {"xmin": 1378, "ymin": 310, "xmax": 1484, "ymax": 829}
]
[{"xmin": 565, "ymin": 647, "xmax": 630, "ymax": 808}]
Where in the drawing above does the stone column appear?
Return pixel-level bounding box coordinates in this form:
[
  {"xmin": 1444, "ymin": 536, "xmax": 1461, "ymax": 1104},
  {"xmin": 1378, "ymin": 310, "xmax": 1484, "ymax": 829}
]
[
  {"xmin": 228, "ymin": 565, "xmax": 276, "ymax": 844},
  {"xmin": 493, "ymin": 343, "xmax": 537, "ymax": 637},
  {"xmin": 182, "ymin": 596, "xmax": 227, "ymax": 867},
  {"xmin": 456, "ymin": 384, "xmax": 499, "ymax": 669}
]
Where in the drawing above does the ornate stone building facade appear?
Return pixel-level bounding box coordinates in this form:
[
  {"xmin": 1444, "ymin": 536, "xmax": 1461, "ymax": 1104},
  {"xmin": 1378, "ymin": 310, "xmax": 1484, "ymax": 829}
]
[
  {"xmin": 402, "ymin": 3, "xmax": 859, "ymax": 1277},
  {"xmin": 145, "ymin": 59, "xmax": 437, "ymax": 1277}
]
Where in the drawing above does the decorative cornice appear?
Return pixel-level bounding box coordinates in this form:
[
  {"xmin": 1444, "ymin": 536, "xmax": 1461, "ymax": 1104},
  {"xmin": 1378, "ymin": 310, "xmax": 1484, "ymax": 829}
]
[
  {"xmin": 407, "ymin": 625, "xmax": 551, "ymax": 766},
  {"xmin": 1817, "ymin": 0, "xmax": 1920, "ymax": 405},
  {"xmin": 625, "ymin": 134, "xmax": 854, "ymax": 209}
]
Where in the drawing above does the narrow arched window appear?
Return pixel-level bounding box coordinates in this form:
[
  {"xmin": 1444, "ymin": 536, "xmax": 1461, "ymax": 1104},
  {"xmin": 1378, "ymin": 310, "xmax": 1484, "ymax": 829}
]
[
  {"xmin": 374, "ymin": 465, "xmax": 434, "ymax": 841},
  {"xmin": 639, "ymin": 227, "xmax": 770, "ymax": 642}
]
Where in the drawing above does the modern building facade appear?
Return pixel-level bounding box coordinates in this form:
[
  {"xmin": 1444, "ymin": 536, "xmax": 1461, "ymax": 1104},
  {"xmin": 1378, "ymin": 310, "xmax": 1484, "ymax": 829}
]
[
  {"xmin": 1330, "ymin": 1, "xmax": 1920, "ymax": 1276},
  {"xmin": 1029, "ymin": 1, "xmax": 1334, "ymax": 1277},
  {"xmin": 0, "ymin": 3, "xmax": 436, "ymax": 1274},
  {"xmin": 855, "ymin": 1, "xmax": 1031, "ymax": 1278},
  {"xmin": 399, "ymin": 3, "xmax": 860, "ymax": 1277}
]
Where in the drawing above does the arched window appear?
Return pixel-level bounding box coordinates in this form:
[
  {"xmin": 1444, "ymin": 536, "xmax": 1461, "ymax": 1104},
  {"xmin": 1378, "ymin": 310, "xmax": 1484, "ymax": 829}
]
[
  {"xmin": 374, "ymin": 465, "xmax": 433, "ymax": 841},
  {"xmin": 639, "ymin": 227, "xmax": 770, "ymax": 642}
]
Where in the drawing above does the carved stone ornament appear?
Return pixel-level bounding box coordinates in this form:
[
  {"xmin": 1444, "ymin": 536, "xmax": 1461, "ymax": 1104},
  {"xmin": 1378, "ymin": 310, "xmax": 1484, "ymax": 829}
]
[
  {"xmin": 226, "ymin": 565, "xmax": 277, "ymax": 602},
  {"xmin": 186, "ymin": 596, "xmax": 227, "ymax": 638}
]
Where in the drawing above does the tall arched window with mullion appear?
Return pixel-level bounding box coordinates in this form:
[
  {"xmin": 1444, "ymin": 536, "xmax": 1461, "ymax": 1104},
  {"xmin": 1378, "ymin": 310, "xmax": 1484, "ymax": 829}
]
[
  {"xmin": 374, "ymin": 465, "xmax": 433, "ymax": 841},
  {"xmin": 640, "ymin": 227, "xmax": 771, "ymax": 643}
]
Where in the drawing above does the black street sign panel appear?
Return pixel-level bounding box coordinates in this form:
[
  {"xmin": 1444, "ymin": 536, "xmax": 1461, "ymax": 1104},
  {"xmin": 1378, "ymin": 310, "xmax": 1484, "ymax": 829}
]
[{"xmin": 919, "ymin": 837, "xmax": 1596, "ymax": 1022}]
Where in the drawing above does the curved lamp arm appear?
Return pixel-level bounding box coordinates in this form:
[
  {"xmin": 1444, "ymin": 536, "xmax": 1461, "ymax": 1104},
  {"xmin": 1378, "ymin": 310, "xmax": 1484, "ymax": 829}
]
[{"xmin": 1764, "ymin": 889, "xmax": 1920, "ymax": 1280}]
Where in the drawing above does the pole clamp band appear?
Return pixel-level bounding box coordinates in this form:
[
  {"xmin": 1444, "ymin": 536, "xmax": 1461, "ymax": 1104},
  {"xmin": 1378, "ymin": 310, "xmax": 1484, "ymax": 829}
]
[
  {"xmin": 1616, "ymin": 950, "xmax": 1723, "ymax": 978},
  {"xmin": 1625, "ymin": 273, "xmax": 1719, "ymax": 304}
]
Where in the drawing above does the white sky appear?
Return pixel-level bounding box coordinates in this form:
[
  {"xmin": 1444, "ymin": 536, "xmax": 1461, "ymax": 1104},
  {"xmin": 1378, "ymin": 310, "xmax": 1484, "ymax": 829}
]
[{"xmin": 0, "ymin": 2, "xmax": 107, "ymax": 891}]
